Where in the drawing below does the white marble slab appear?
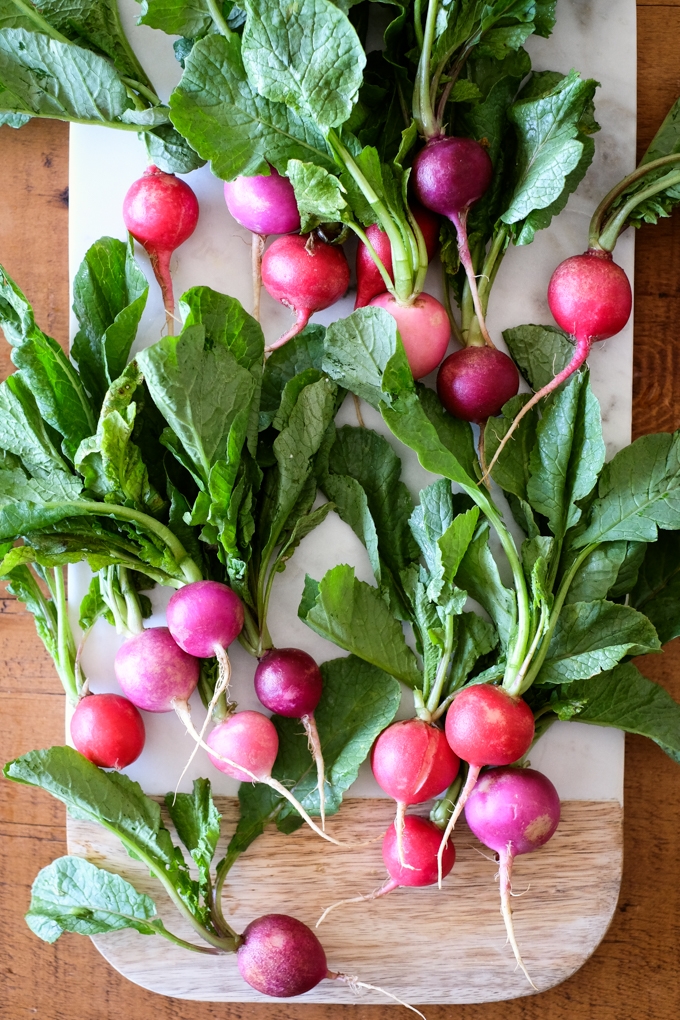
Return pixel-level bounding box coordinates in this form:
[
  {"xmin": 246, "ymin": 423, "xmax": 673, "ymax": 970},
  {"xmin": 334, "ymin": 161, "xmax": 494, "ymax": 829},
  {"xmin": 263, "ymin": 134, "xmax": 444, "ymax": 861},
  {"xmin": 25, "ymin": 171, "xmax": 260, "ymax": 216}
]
[{"xmin": 68, "ymin": 0, "xmax": 636, "ymax": 806}]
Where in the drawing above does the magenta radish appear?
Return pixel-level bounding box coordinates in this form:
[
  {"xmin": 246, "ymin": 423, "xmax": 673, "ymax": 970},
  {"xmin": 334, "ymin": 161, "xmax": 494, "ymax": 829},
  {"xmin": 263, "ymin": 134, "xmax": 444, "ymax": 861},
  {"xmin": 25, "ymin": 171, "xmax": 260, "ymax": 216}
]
[
  {"xmin": 69, "ymin": 693, "xmax": 145, "ymax": 769},
  {"xmin": 262, "ymin": 234, "xmax": 350, "ymax": 350},
  {"xmin": 436, "ymin": 685, "xmax": 535, "ymax": 880},
  {"xmin": 122, "ymin": 165, "xmax": 199, "ymax": 334},
  {"xmin": 114, "ymin": 626, "xmax": 200, "ymax": 712},
  {"xmin": 465, "ymin": 766, "xmax": 561, "ymax": 986},
  {"xmin": 369, "ymin": 291, "xmax": 450, "ymax": 379},
  {"xmin": 371, "ymin": 718, "xmax": 460, "ymax": 867},
  {"xmin": 355, "ymin": 205, "xmax": 440, "ymax": 309},
  {"xmin": 436, "ymin": 346, "xmax": 520, "ymax": 422},
  {"xmin": 254, "ymin": 647, "xmax": 327, "ymax": 828},
  {"xmin": 317, "ymin": 815, "xmax": 456, "ymax": 925},
  {"xmin": 224, "ymin": 167, "xmax": 300, "ymax": 236}
]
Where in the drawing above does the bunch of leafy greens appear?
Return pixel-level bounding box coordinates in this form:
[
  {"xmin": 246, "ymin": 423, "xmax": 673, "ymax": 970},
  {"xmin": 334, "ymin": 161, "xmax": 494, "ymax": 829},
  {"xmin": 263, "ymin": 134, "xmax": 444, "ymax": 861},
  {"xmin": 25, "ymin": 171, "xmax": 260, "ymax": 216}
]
[{"xmin": 0, "ymin": 0, "xmax": 204, "ymax": 171}]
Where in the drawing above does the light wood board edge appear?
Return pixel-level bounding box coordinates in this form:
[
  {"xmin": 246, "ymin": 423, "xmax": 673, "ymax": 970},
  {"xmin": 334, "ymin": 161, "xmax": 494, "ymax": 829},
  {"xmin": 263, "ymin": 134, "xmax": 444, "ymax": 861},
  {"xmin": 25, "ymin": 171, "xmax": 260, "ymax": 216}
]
[{"xmin": 66, "ymin": 797, "xmax": 623, "ymax": 1005}]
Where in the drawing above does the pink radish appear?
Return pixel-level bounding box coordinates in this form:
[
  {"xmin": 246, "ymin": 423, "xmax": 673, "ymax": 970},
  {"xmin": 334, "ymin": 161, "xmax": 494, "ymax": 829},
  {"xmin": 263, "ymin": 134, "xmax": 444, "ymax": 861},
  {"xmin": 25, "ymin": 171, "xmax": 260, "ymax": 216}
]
[
  {"xmin": 114, "ymin": 626, "xmax": 200, "ymax": 713},
  {"xmin": 369, "ymin": 291, "xmax": 450, "ymax": 379},
  {"xmin": 254, "ymin": 647, "xmax": 327, "ymax": 828},
  {"xmin": 412, "ymin": 136, "xmax": 494, "ymax": 345},
  {"xmin": 69, "ymin": 693, "xmax": 145, "ymax": 769},
  {"xmin": 465, "ymin": 766, "xmax": 561, "ymax": 986},
  {"xmin": 122, "ymin": 165, "xmax": 199, "ymax": 334},
  {"xmin": 317, "ymin": 815, "xmax": 455, "ymax": 924},
  {"xmin": 262, "ymin": 234, "xmax": 350, "ymax": 350},
  {"xmin": 482, "ymin": 248, "xmax": 632, "ymax": 481},
  {"xmin": 355, "ymin": 205, "xmax": 440, "ymax": 309},
  {"xmin": 237, "ymin": 913, "xmax": 425, "ymax": 1013},
  {"xmin": 436, "ymin": 685, "xmax": 534, "ymax": 880},
  {"xmin": 436, "ymin": 346, "xmax": 520, "ymax": 422},
  {"xmin": 371, "ymin": 718, "xmax": 459, "ymax": 867}
]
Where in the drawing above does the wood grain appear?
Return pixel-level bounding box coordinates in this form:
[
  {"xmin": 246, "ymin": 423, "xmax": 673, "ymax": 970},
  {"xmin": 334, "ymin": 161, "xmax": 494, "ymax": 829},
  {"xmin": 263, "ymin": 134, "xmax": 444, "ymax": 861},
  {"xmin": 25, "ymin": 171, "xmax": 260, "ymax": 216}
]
[{"xmin": 1, "ymin": 4, "xmax": 680, "ymax": 1018}]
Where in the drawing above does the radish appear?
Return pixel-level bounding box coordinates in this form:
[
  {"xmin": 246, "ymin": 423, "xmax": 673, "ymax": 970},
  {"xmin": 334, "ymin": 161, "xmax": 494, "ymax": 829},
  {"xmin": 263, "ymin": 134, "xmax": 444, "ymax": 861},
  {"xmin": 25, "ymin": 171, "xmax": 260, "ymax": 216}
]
[
  {"xmin": 237, "ymin": 913, "xmax": 426, "ymax": 1014},
  {"xmin": 436, "ymin": 685, "xmax": 534, "ymax": 881},
  {"xmin": 317, "ymin": 815, "xmax": 455, "ymax": 924},
  {"xmin": 224, "ymin": 166, "xmax": 300, "ymax": 321},
  {"xmin": 436, "ymin": 346, "xmax": 520, "ymax": 422},
  {"xmin": 69, "ymin": 693, "xmax": 145, "ymax": 769},
  {"xmin": 355, "ymin": 204, "xmax": 440, "ymax": 309},
  {"xmin": 122, "ymin": 165, "xmax": 199, "ymax": 335},
  {"xmin": 254, "ymin": 647, "xmax": 327, "ymax": 828},
  {"xmin": 371, "ymin": 718, "xmax": 459, "ymax": 866},
  {"xmin": 114, "ymin": 626, "xmax": 200, "ymax": 713},
  {"xmin": 369, "ymin": 291, "xmax": 450, "ymax": 379},
  {"xmin": 262, "ymin": 234, "xmax": 350, "ymax": 350},
  {"xmin": 465, "ymin": 766, "xmax": 561, "ymax": 986}
]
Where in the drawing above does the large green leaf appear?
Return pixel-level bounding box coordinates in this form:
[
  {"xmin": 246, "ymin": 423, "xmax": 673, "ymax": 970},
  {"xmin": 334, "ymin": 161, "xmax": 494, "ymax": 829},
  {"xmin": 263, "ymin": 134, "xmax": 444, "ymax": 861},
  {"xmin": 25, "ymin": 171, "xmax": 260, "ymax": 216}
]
[
  {"xmin": 323, "ymin": 306, "xmax": 413, "ymax": 410},
  {"xmin": 164, "ymin": 778, "xmax": 220, "ymax": 905},
  {"xmin": 503, "ymin": 323, "xmax": 573, "ymax": 390},
  {"xmin": 259, "ymin": 325, "xmax": 325, "ymax": 429},
  {"xmin": 630, "ymin": 530, "xmax": 680, "ymax": 645},
  {"xmin": 456, "ymin": 521, "xmax": 516, "ymax": 651}
]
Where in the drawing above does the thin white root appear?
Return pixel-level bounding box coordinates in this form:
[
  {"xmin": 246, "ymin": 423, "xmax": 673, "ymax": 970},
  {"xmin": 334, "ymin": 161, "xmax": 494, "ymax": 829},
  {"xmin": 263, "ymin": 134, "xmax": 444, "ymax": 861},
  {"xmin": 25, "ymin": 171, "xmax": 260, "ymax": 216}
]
[
  {"xmin": 437, "ymin": 763, "xmax": 481, "ymax": 888},
  {"xmin": 353, "ymin": 393, "xmax": 366, "ymax": 428},
  {"xmin": 330, "ymin": 972, "xmax": 427, "ymax": 1019},
  {"xmin": 395, "ymin": 800, "xmax": 415, "ymax": 871},
  {"xmin": 302, "ymin": 713, "xmax": 326, "ymax": 830},
  {"xmin": 251, "ymin": 232, "xmax": 265, "ymax": 322},
  {"xmin": 316, "ymin": 879, "xmax": 397, "ymax": 927},
  {"xmin": 173, "ymin": 647, "xmax": 233, "ymax": 798},
  {"xmin": 498, "ymin": 847, "xmax": 537, "ymax": 990}
]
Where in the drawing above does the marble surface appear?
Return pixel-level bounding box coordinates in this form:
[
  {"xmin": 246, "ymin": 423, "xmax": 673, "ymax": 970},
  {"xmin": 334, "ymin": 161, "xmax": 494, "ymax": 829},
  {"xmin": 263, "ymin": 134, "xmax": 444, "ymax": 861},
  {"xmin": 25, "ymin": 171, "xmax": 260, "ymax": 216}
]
[{"xmin": 69, "ymin": 0, "xmax": 636, "ymax": 804}]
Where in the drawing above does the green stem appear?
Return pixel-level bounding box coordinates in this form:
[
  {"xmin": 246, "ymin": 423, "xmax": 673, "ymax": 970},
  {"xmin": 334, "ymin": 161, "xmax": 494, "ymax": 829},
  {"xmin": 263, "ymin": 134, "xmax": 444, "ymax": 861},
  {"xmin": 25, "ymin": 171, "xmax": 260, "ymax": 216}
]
[
  {"xmin": 406, "ymin": 202, "xmax": 430, "ymax": 296},
  {"xmin": 426, "ymin": 614, "xmax": 455, "ymax": 714},
  {"xmin": 124, "ymin": 85, "xmax": 146, "ymax": 112},
  {"xmin": 0, "ymin": 110, "xmax": 155, "ymax": 131},
  {"xmin": 348, "ymin": 222, "xmax": 396, "ymax": 296},
  {"xmin": 441, "ymin": 264, "xmax": 464, "ymax": 345},
  {"xmin": 110, "ymin": 0, "xmax": 155, "ymax": 88},
  {"xmin": 154, "ymin": 924, "xmax": 225, "ymax": 955},
  {"xmin": 53, "ymin": 567, "xmax": 78, "ymax": 704},
  {"xmin": 413, "ymin": 0, "xmax": 440, "ymax": 139},
  {"xmin": 9, "ymin": 0, "xmax": 69, "ymax": 42},
  {"xmin": 206, "ymin": 0, "xmax": 233, "ymax": 38},
  {"xmin": 589, "ymin": 153, "xmax": 680, "ymax": 249},
  {"xmin": 597, "ymin": 169, "xmax": 680, "ymax": 251},
  {"xmin": 477, "ymin": 224, "xmax": 510, "ymax": 317},
  {"xmin": 414, "ymin": 0, "xmax": 425, "ymax": 48},
  {"xmin": 118, "ymin": 567, "xmax": 144, "ymax": 636},
  {"xmin": 120, "ymin": 77, "xmax": 162, "ymax": 108}
]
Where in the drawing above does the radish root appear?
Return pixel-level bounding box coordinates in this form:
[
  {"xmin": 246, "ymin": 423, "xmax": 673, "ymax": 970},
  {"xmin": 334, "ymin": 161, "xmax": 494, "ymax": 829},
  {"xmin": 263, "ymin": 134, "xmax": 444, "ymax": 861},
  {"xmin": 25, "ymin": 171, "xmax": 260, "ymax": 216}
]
[
  {"xmin": 302, "ymin": 713, "xmax": 326, "ymax": 830},
  {"xmin": 251, "ymin": 232, "xmax": 266, "ymax": 322},
  {"xmin": 173, "ymin": 648, "xmax": 233, "ymax": 797},
  {"xmin": 437, "ymin": 763, "xmax": 481, "ymax": 887},
  {"xmin": 317, "ymin": 879, "xmax": 398, "ymax": 927},
  {"xmin": 498, "ymin": 846, "xmax": 537, "ymax": 990},
  {"xmin": 329, "ymin": 971, "xmax": 427, "ymax": 1018}
]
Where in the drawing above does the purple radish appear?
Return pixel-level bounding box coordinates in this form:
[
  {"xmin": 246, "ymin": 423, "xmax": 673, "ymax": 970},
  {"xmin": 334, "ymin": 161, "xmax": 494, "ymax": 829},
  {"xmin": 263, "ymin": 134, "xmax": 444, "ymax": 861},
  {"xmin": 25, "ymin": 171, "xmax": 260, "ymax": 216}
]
[
  {"xmin": 483, "ymin": 248, "xmax": 632, "ymax": 481},
  {"xmin": 254, "ymin": 648, "xmax": 327, "ymax": 828},
  {"xmin": 371, "ymin": 719, "xmax": 460, "ymax": 868},
  {"xmin": 413, "ymin": 136, "xmax": 494, "ymax": 346},
  {"xmin": 437, "ymin": 685, "xmax": 535, "ymax": 882},
  {"xmin": 369, "ymin": 292, "xmax": 451, "ymax": 379},
  {"xmin": 436, "ymin": 346, "xmax": 520, "ymax": 422},
  {"xmin": 465, "ymin": 766, "xmax": 561, "ymax": 987},
  {"xmin": 317, "ymin": 815, "xmax": 456, "ymax": 924},
  {"xmin": 70, "ymin": 692, "xmax": 145, "ymax": 769},
  {"xmin": 224, "ymin": 166, "xmax": 300, "ymax": 321},
  {"xmin": 114, "ymin": 626, "xmax": 200, "ymax": 713},
  {"xmin": 237, "ymin": 913, "xmax": 426, "ymax": 1014},
  {"xmin": 262, "ymin": 234, "xmax": 350, "ymax": 350},
  {"xmin": 123, "ymin": 165, "xmax": 199, "ymax": 335}
]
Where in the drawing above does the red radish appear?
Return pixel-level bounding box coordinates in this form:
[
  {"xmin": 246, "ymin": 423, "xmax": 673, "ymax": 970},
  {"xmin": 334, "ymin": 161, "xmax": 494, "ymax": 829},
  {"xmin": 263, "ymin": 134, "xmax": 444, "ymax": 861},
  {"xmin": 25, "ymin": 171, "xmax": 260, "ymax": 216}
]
[
  {"xmin": 436, "ymin": 346, "xmax": 520, "ymax": 422},
  {"xmin": 369, "ymin": 291, "xmax": 450, "ymax": 379},
  {"xmin": 262, "ymin": 234, "xmax": 350, "ymax": 350},
  {"xmin": 123, "ymin": 165, "xmax": 199, "ymax": 334},
  {"xmin": 70, "ymin": 693, "xmax": 145, "ymax": 769},
  {"xmin": 114, "ymin": 626, "xmax": 200, "ymax": 713},
  {"xmin": 371, "ymin": 718, "xmax": 459, "ymax": 866},
  {"xmin": 412, "ymin": 136, "xmax": 494, "ymax": 345},
  {"xmin": 436, "ymin": 685, "xmax": 534, "ymax": 881},
  {"xmin": 254, "ymin": 647, "xmax": 327, "ymax": 828},
  {"xmin": 355, "ymin": 205, "xmax": 440, "ymax": 309},
  {"xmin": 224, "ymin": 167, "xmax": 300, "ymax": 235},
  {"xmin": 237, "ymin": 913, "xmax": 425, "ymax": 1014},
  {"xmin": 317, "ymin": 815, "xmax": 455, "ymax": 924},
  {"xmin": 465, "ymin": 766, "xmax": 561, "ymax": 987},
  {"xmin": 482, "ymin": 249, "xmax": 632, "ymax": 481}
]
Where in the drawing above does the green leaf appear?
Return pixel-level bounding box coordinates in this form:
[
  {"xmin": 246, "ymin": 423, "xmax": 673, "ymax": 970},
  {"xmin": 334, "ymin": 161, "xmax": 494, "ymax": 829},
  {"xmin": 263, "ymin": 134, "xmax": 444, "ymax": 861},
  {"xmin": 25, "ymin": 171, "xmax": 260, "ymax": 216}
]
[
  {"xmin": 575, "ymin": 432, "xmax": 680, "ymax": 547},
  {"xmin": 259, "ymin": 325, "xmax": 325, "ymax": 429},
  {"xmin": 538, "ymin": 600, "xmax": 661, "ymax": 684},
  {"xmin": 2, "ymin": 562, "xmax": 58, "ymax": 659},
  {"xmin": 138, "ymin": 0, "xmax": 217, "ymax": 37},
  {"xmin": 78, "ymin": 573, "xmax": 114, "ymax": 632},
  {"xmin": 169, "ymin": 33, "xmax": 336, "ymax": 179},
  {"xmin": 144, "ymin": 123, "xmax": 207, "ymax": 174},
  {"xmin": 526, "ymin": 373, "xmax": 605, "ymax": 538},
  {"xmin": 555, "ymin": 662, "xmax": 680, "ymax": 762},
  {"xmin": 241, "ymin": 0, "xmax": 365, "ymax": 132},
  {"xmin": 227, "ymin": 655, "xmax": 400, "ymax": 860},
  {"xmin": 484, "ymin": 393, "xmax": 538, "ymax": 502},
  {"xmin": 26, "ymin": 855, "xmax": 161, "ymax": 942},
  {"xmin": 286, "ymin": 159, "xmax": 350, "ymax": 232},
  {"xmin": 71, "ymin": 236, "xmax": 149, "ymax": 411},
  {"xmin": 563, "ymin": 541, "xmax": 628, "ymax": 605},
  {"xmin": 299, "ymin": 565, "xmax": 422, "ymax": 687},
  {"xmin": 503, "ymin": 323, "xmax": 573, "ymax": 390},
  {"xmin": 447, "ymin": 611, "xmax": 498, "ymax": 694},
  {"xmin": 164, "ymin": 778, "xmax": 220, "ymax": 902},
  {"xmin": 323, "ymin": 306, "xmax": 413, "ymax": 409},
  {"xmin": 0, "ymin": 29, "xmax": 128, "ymax": 122},
  {"xmin": 456, "ymin": 521, "xmax": 516, "ymax": 651},
  {"xmin": 630, "ymin": 530, "xmax": 680, "ymax": 645}
]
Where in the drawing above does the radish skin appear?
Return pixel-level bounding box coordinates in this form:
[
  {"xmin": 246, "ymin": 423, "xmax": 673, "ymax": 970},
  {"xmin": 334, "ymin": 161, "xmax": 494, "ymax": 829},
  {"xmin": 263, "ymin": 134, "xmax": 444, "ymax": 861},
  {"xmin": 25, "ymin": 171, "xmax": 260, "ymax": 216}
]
[{"xmin": 368, "ymin": 292, "xmax": 450, "ymax": 379}]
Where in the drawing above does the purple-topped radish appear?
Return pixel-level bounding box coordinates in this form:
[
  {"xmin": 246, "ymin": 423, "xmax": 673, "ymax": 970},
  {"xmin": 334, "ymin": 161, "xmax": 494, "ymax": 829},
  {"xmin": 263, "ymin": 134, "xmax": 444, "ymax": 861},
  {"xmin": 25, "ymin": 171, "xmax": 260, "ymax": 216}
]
[
  {"xmin": 465, "ymin": 766, "xmax": 561, "ymax": 986},
  {"xmin": 224, "ymin": 167, "xmax": 301, "ymax": 236},
  {"xmin": 437, "ymin": 346, "xmax": 520, "ymax": 422},
  {"xmin": 114, "ymin": 626, "xmax": 200, "ymax": 713},
  {"xmin": 254, "ymin": 648, "xmax": 328, "ymax": 828},
  {"xmin": 70, "ymin": 693, "xmax": 145, "ymax": 770},
  {"xmin": 317, "ymin": 815, "xmax": 455, "ymax": 924}
]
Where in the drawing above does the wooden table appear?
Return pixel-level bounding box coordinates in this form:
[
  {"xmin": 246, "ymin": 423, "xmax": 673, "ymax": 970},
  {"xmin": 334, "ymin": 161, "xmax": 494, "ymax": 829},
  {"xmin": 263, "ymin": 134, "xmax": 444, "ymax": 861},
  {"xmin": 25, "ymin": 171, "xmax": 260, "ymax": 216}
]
[{"xmin": 1, "ymin": 6, "xmax": 680, "ymax": 1017}]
